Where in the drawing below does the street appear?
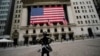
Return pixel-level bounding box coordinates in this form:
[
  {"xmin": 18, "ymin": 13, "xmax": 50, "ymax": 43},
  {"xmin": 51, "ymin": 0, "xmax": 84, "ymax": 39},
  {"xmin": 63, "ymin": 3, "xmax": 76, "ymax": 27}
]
[{"xmin": 0, "ymin": 38, "xmax": 100, "ymax": 56}]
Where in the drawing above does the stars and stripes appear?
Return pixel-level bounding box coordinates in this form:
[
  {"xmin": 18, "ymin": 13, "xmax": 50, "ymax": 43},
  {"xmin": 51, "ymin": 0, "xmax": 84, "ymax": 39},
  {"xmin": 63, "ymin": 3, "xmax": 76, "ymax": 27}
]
[{"xmin": 30, "ymin": 5, "xmax": 67, "ymax": 25}]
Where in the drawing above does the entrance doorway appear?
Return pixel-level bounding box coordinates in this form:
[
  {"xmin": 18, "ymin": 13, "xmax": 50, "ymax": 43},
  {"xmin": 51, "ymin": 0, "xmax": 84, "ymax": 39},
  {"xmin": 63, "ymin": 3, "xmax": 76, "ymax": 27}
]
[{"xmin": 87, "ymin": 28, "xmax": 94, "ymax": 37}]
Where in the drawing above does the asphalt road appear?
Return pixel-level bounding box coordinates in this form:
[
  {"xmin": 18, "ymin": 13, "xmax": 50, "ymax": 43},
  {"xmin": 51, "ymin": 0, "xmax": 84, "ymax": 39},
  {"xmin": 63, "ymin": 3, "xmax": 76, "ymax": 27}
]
[{"xmin": 0, "ymin": 38, "xmax": 100, "ymax": 56}]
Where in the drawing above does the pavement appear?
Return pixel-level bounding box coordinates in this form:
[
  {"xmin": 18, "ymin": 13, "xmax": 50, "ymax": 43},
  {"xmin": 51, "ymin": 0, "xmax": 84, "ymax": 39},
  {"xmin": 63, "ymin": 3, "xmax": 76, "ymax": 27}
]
[{"xmin": 0, "ymin": 38, "xmax": 100, "ymax": 56}]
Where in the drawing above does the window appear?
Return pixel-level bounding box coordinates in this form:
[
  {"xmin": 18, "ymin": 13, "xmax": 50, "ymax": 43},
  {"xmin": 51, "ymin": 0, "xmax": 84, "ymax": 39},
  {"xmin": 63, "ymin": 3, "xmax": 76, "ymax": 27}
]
[
  {"xmin": 78, "ymin": 21, "xmax": 80, "ymax": 24},
  {"xmin": 82, "ymin": 10, "xmax": 84, "ymax": 13},
  {"xmin": 74, "ymin": 7, "xmax": 76, "ymax": 9},
  {"xmin": 78, "ymin": 10, "xmax": 80, "ymax": 13},
  {"xmin": 77, "ymin": 6, "xmax": 79, "ymax": 9},
  {"xmin": 89, "ymin": 9, "xmax": 91, "ymax": 12},
  {"xmin": 26, "ymin": 30, "xmax": 28, "ymax": 34},
  {"xmin": 47, "ymin": 29, "xmax": 50, "ymax": 33},
  {"xmin": 87, "ymin": 15, "xmax": 89, "ymax": 18},
  {"xmin": 94, "ymin": 15, "xmax": 96, "ymax": 18},
  {"xmin": 33, "ymin": 29, "xmax": 36, "ymax": 33},
  {"xmin": 95, "ymin": 20, "xmax": 98, "ymax": 23},
  {"xmin": 81, "ymin": 21, "xmax": 83, "ymax": 24},
  {"xmin": 88, "ymin": 20, "xmax": 90, "ymax": 23},
  {"xmin": 76, "ymin": 16, "xmax": 79, "ymax": 19},
  {"xmin": 54, "ymin": 28, "xmax": 57, "ymax": 32},
  {"xmin": 92, "ymin": 20, "xmax": 95, "ymax": 23},
  {"xmin": 86, "ymin": 1, "xmax": 88, "ymax": 4},
  {"xmin": 89, "ymin": 1, "xmax": 91, "ymax": 4},
  {"xmin": 81, "ymin": 28, "xmax": 84, "ymax": 31},
  {"xmin": 90, "ymin": 6, "xmax": 92, "ymax": 8},
  {"xmin": 73, "ymin": 2, "xmax": 75, "ymax": 5},
  {"xmin": 68, "ymin": 27, "xmax": 71, "ymax": 31},
  {"xmin": 96, "ymin": 27, "xmax": 99, "ymax": 30},
  {"xmin": 40, "ymin": 29, "xmax": 43, "ymax": 33},
  {"xmin": 85, "ymin": 10, "xmax": 87, "ymax": 13},
  {"xmin": 76, "ymin": 2, "xmax": 78, "ymax": 5},
  {"xmin": 91, "ymin": 15, "xmax": 93, "ymax": 18},
  {"xmin": 18, "ymin": 15, "xmax": 20, "ymax": 18},
  {"xmin": 85, "ymin": 20, "xmax": 87, "ymax": 24},
  {"xmin": 14, "ymin": 20, "xmax": 16, "ymax": 23},
  {"xmin": 92, "ymin": 9, "xmax": 94, "ymax": 12},
  {"xmin": 75, "ymin": 10, "xmax": 77, "ymax": 13},
  {"xmin": 61, "ymin": 28, "xmax": 64, "ymax": 32},
  {"xmin": 80, "ymin": 2, "xmax": 82, "ymax": 4},
  {"xmin": 18, "ymin": 20, "xmax": 20, "ymax": 23},
  {"xmin": 16, "ymin": 10, "xmax": 18, "ymax": 13},
  {"xmin": 84, "ymin": 15, "xmax": 86, "ymax": 19},
  {"xmin": 15, "ymin": 15, "xmax": 17, "ymax": 18},
  {"xmin": 81, "ymin": 6, "xmax": 83, "ymax": 9},
  {"xmin": 79, "ymin": 16, "xmax": 81, "ymax": 19},
  {"xmin": 16, "ymin": 5, "xmax": 19, "ymax": 8},
  {"xmin": 19, "ymin": 10, "xmax": 21, "ymax": 13}
]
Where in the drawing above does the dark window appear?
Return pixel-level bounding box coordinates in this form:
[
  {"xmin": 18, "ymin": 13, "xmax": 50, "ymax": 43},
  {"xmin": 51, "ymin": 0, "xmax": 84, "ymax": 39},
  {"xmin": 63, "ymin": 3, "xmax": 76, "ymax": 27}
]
[
  {"xmin": 26, "ymin": 30, "xmax": 28, "ymax": 34},
  {"xmin": 80, "ymin": 2, "xmax": 82, "ymax": 4},
  {"xmin": 85, "ymin": 10, "xmax": 87, "ymax": 13},
  {"xmin": 81, "ymin": 21, "xmax": 83, "ymax": 24},
  {"xmin": 15, "ymin": 20, "xmax": 16, "ymax": 23},
  {"xmin": 40, "ymin": 29, "xmax": 43, "ymax": 33},
  {"xmin": 92, "ymin": 9, "xmax": 94, "ymax": 12},
  {"xmin": 81, "ymin": 6, "xmax": 83, "ymax": 9},
  {"xmin": 18, "ymin": 20, "xmax": 20, "ymax": 23},
  {"xmin": 82, "ymin": 10, "xmax": 84, "ymax": 13},
  {"xmin": 89, "ymin": 10, "xmax": 91, "ymax": 12},
  {"xmin": 68, "ymin": 27, "xmax": 71, "ymax": 31},
  {"xmin": 47, "ymin": 29, "xmax": 50, "ymax": 32},
  {"xmin": 73, "ymin": 2, "xmax": 75, "ymax": 5},
  {"xmin": 74, "ymin": 7, "xmax": 76, "ymax": 9},
  {"xmin": 81, "ymin": 28, "xmax": 84, "ymax": 31},
  {"xmin": 88, "ymin": 20, "xmax": 90, "ymax": 23},
  {"xmin": 95, "ymin": 20, "xmax": 98, "ymax": 23},
  {"xmin": 78, "ymin": 10, "xmax": 80, "ymax": 13},
  {"xmin": 54, "ymin": 28, "xmax": 57, "ymax": 32},
  {"xmin": 75, "ymin": 10, "xmax": 77, "ymax": 13},
  {"xmin": 15, "ymin": 15, "xmax": 17, "ymax": 18},
  {"xmin": 76, "ymin": 16, "xmax": 78, "ymax": 19},
  {"xmin": 94, "ymin": 15, "xmax": 96, "ymax": 18},
  {"xmin": 77, "ymin": 6, "xmax": 79, "ymax": 9},
  {"xmin": 76, "ymin": 2, "xmax": 78, "ymax": 5},
  {"xmin": 87, "ymin": 15, "xmax": 89, "ymax": 18},
  {"xmin": 84, "ymin": 15, "xmax": 86, "ymax": 19},
  {"xmin": 91, "ymin": 15, "xmax": 93, "ymax": 18},
  {"xmin": 79, "ymin": 16, "xmax": 81, "ymax": 19},
  {"xmin": 33, "ymin": 29, "xmax": 36, "ymax": 33},
  {"xmin": 78, "ymin": 21, "xmax": 80, "ymax": 24},
  {"xmin": 85, "ymin": 20, "xmax": 87, "ymax": 24},
  {"xmin": 96, "ymin": 27, "xmax": 99, "ymax": 30},
  {"xmin": 18, "ymin": 15, "xmax": 20, "ymax": 18},
  {"xmin": 61, "ymin": 28, "xmax": 64, "ymax": 32},
  {"xmin": 19, "ymin": 10, "xmax": 21, "ymax": 13},
  {"xmin": 92, "ymin": 20, "xmax": 95, "ymax": 23},
  {"xmin": 89, "ymin": 1, "xmax": 91, "ymax": 4}
]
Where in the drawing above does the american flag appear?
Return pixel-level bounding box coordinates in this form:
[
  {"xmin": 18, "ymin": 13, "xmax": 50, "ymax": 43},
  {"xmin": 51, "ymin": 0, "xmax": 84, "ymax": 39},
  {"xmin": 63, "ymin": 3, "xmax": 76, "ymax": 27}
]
[{"xmin": 30, "ymin": 6, "xmax": 67, "ymax": 25}]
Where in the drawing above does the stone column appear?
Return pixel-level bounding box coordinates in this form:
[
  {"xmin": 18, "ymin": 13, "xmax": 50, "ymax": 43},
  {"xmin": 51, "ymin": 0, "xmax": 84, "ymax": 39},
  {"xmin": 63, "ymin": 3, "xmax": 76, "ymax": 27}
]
[
  {"xmin": 59, "ymin": 34, "xmax": 61, "ymax": 42},
  {"xmin": 21, "ymin": 7, "xmax": 28, "ymax": 26}
]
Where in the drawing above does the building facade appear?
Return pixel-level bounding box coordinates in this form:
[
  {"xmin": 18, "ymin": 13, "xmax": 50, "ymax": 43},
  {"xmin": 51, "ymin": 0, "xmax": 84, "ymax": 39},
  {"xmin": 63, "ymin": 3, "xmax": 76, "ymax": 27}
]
[
  {"xmin": 11, "ymin": 0, "xmax": 100, "ymax": 42},
  {"xmin": 93, "ymin": 0, "xmax": 100, "ymax": 19},
  {"xmin": 0, "ymin": 0, "xmax": 15, "ymax": 35},
  {"xmin": 11, "ymin": 0, "xmax": 22, "ymax": 36}
]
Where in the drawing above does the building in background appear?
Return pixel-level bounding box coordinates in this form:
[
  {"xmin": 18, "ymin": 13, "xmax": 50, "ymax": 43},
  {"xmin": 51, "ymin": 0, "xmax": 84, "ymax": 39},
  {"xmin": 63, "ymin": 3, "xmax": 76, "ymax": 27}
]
[
  {"xmin": 93, "ymin": 0, "xmax": 100, "ymax": 19},
  {"xmin": 10, "ymin": 0, "xmax": 22, "ymax": 37},
  {"xmin": 11, "ymin": 0, "xmax": 100, "ymax": 43},
  {"xmin": 0, "ymin": 0, "xmax": 15, "ymax": 35}
]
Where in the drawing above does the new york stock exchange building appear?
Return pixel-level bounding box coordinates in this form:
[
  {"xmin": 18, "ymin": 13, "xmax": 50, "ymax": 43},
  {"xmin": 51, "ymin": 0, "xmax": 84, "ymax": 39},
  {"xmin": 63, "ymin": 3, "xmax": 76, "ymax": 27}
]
[{"xmin": 16, "ymin": 0, "xmax": 100, "ymax": 43}]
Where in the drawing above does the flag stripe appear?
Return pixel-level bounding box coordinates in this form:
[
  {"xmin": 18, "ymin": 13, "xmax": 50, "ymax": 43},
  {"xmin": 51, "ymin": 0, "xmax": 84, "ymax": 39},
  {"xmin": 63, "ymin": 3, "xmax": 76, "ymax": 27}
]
[{"xmin": 30, "ymin": 6, "xmax": 67, "ymax": 25}]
